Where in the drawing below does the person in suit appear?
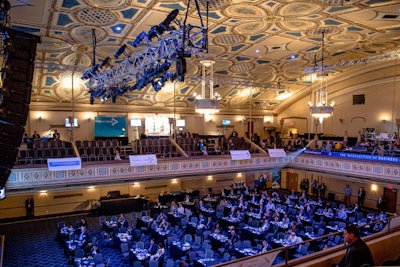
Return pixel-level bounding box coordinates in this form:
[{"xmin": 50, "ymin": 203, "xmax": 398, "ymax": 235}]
[
  {"xmin": 32, "ymin": 131, "xmax": 41, "ymax": 141},
  {"xmin": 148, "ymin": 243, "xmax": 165, "ymax": 267},
  {"xmin": 198, "ymin": 213, "xmax": 207, "ymax": 226},
  {"xmin": 53, "ymin": 129, "xmax": 60, "ymax": 140},
  {"xmin": 205, "ymin": 216, "xmax": 214, "ymax": 231},
  {"xmin": 225, "ymin": 229, "xmax": 239, "ymax": 253},
  {"xmin": 260, "ymin": 240, "xmax": 271, "ymax": 253},
  {"xmin": 159, "ymin": 218, "xmax": 169, "ymax": 231},
  {"xmin": 91, "ymin": 244, "xmax": 101, "ymax": 255},
  {"xmin": 118, "ymin": 213, "xmax": 129, "ymax": 228},
  {"xmin": 78, "ymin": 226, "xmax": 88, "ymax": 247},
  {"xmin": 25, "ymin": 196, "xmax": 34, "ymax": 218},
  {"xmin": 147, "ymin": 238, "xmax": 158, "ymax": 255},
  {"xmin": 334, "ymin": 224, "xmax": 374, "ymax": 267}
]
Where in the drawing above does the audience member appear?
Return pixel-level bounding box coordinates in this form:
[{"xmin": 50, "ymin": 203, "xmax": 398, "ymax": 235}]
[
  {"xmin": 333, "ymin": 224, "xmax": 374, "ymax": 267},
  {"xmin": 53, "ymin": 129, "xmax": 61, "ymax": 140},
  {"xmin": 147, "ymin": 238, "xmax": 158, "ymax": 255},
  {"xmin": 32, "ymin": 131, "xmax": 41, "ymax": 141}
]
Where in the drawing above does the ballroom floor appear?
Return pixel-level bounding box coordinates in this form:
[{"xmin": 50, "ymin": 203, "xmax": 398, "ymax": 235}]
[{"xmin": 0, "ymin": 213, "xmax": 134, "ymax": 267}]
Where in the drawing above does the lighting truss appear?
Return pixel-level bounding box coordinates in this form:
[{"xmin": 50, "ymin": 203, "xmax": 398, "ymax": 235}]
[
  {"xmin": 304, "ymin": 50, "xmax": 400, "ymax": 74},
  {"xmin": 84, "ymin": 23, "xmax": 206, "ymax": 103},
  {"xmin": 91, "ymin": 27, "xmax": 205, "ymax": 89}
]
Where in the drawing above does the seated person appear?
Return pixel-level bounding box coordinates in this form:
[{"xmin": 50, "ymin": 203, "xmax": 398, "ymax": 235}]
[
  {"xmin": 184, "ymin": 207, "xmax": 192, "ymax": 219},
  {"xmin": 170, "ymin": 201, "xmax": 178, "ymax": 213},
  {"xmin": 205, "ymin": 216, "xmax": 214, "ymax": 231},
  {"xmin": 286, "ymin": 231, "xmax": 302, "ymax": 245},
  {"xmin": 261, "ymin": 219, "xmax": 271, "ymax": 232},
  {"xmin": 78, "ymin": 226, "xmax": 88, "ymax": 247},
  {"xmin": 91, "ymin": 244, "xmax": 101, "ymax": 255},
  {"xmin": 156, "ymin": 212, "xmax": 166, "ymax": 223},
  {"xmin": 336, "ymin": 209, "xmax": 348, "ymax": 221},
  {"xmin": 158, "ymin": 218, "xmax": 169, "ymax": 231},
  {"xmin": 177, "ymin": 203, "xmax": 185, "ymax": 215},
  {"xmin": 147, "ymin": 238, "xmax": 158, "ymax": 255},
  {"xmin": 118, "ymin": 213, "xmax": 129, "ymax": 228},
  {"xmin": 224, "ymin": 229, "xmax": 239, "ymax": 253},
  {"xmin": 198, "ymin": 213, "xmax": 207, "ymax": 227},
  {"xmin": 260, "ymin": 240, "xmax": 271, "ymax": 253},
  {"xmin": 146, "ymin": 243, "xmax": 165, "ymax": 267},
  {"xmin": 281, "ymin": 213, "xmax": 290, "ymax": 227}
]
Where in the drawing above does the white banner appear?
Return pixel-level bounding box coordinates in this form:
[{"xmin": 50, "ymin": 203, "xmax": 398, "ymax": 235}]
[
  {"xmin": 129, "ymin": 154, "xmax": 158, "ymax": 166},
  {"xmin": 230, "ymin": 150, "xmax": 251, "ymax": 160},
  {"xmin": 47, "ymin": 157, "xmax": 82, "ymax": 171},
  {"xmin": 267, "ymin": 149, "xmax": 287, "ymax": 158}
]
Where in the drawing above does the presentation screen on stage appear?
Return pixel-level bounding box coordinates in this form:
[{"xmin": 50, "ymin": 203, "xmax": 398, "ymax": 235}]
[{"xmin": 95, "ymin": 117, "xmax": 127, "ymax": 137}]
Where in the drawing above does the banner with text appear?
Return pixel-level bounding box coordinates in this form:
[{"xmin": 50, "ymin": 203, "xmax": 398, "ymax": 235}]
[
  {"xmin": 230, "ymin": 150, "xmax": 251, "ymax": 160},
  {"xmin": 129, "ymin": 154, "xmax": 158, "ymax": 166},
  {"xmin": 267, "ymin": 149, "xmax": 287, "ymax": 158},
  {"xmin": 47, "ymin": 157, "xmax": 81, "ymax": 171},
  {"xmin": 303, "ymin": 150, "xmax": 400, "ymax": 163}
]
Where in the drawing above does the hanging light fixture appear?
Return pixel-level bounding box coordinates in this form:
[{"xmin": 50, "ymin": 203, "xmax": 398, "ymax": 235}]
[
  {"xmin": 308, "ymin": 31, "xmax": 334, "ymax": 123},
  {"xmin": 194, "ymin": 53, "xmax": 220, "ymax": 115}
]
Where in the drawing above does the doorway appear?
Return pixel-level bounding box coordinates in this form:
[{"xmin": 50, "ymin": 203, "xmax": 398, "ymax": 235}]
[
  {"xmin": 286, "ymin": 172, "xmax": 298, "ymax": 192},
  {"xmin": 383, "ymin": 187, "xmax": 397, "ymax": 213}
]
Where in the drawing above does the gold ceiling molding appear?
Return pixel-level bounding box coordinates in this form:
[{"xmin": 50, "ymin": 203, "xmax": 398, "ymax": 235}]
[
  {"xmin": 38, "ymin": 37, "xmax": 72, "ymax": 51},
  {"xmin": 278, "ymin": 2, "xmax": 322, "ymax": 17},
  {"xmin": 279, "ymin": 19, "xmax": 316, "ymax": 31},
  {"xmin": 224, "ymin": 4, "xmax": 268, "ymax": 18},
  {"xmin": 87, "ymin": 0, "xmax": 127, "ymax": 8},
  {"xmin": 70, "ymin": 26, "xmax": 107, "ymax": 44},
  {"xmin": 233, "ymin": 21, "xmax": 269, "ymax": 35}
]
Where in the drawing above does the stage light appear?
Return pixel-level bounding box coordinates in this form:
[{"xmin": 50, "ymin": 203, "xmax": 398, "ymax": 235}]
[
  {"xmin": 114, "ymin": 44, "xmax": 127, "ymax": 59},
  {"xmin": 130, "ymin": 31, "xmax": 147, "ymax": 47},
  {"xmin": 100, "ymin": 57, "xmax": 110, "ymax": 68}
]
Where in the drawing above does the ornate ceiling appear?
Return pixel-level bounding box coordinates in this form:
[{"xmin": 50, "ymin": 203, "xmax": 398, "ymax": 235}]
[{"xmin": 7, "ymin": 0, "xmax": 400, "ymax": 114}]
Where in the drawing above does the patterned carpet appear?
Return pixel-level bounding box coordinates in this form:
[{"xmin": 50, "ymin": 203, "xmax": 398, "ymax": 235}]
[{"xmin": 0, "ymin": 213, "xmax": 135, "ymax": 267}]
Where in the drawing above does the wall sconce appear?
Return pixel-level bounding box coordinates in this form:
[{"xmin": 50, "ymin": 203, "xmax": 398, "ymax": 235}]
[
  {"xmin": 381, "ymin": 119, "xmax": 387, "ymax": 123},
  {"xmin": 38, "ymin": 116, "xmax": 42, "ymax": 122},
  {"xmin": 133, "ymin": 182, "xmax": 140, "ymax": 187},
  {"xmin": 171, "ymin": 179, "xmax": 178, "ymax": 184},
  {"xmin": 87, "ymin": 186, "xmax": 95, "ymax": 191},
  {"xmin": 207, "ymin": 176, "xmax": 213, "ymax": 181},
  {"xmin": 371, "ymin": 184, "xmax": 378, "ymax": 191},
  {"xmin": 39, "ymin": 190, "xmax": 47, "ymax": 196}
]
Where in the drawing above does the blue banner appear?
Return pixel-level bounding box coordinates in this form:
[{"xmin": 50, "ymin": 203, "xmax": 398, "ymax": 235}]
[
  {"xmin": 95, "ymin": 117, "xmax": 126, "ymax": 137},
  {"xmin": 303, "ymin": 150, "xmax": 400, "ymax": 163},
  {"xmin": 272, "ymin": 170, "xmax": 281, "ymax": 189}
]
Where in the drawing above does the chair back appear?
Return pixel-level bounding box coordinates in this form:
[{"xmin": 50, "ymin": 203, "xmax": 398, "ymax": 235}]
[
  {"xmin": 205, "ymin": 249, "xmax": 213, "ymax": 259},
  {"xmin": 120, "ymin": 242, "xmax": 129, "ymax": 253},
  {"xmin": 242, "ymin": 240, "xmax": 252, "ymax": 248},
  {"xmin": 149, "ymin": 260, "xmax": 159, "ymax": 267},
  {"xmin": 74, "ymin": 248, "xmax": 85, "ymax": 258},
  {"xmin": 136, "ymin": 241, "xmax": 145, "ymax": 249},
  {"xmin": 93, "ymin": 253, "xmax": 103, "ymax": 264},
  {"xmin": 184, "ymin": 234, "xmax": 192, "ymax": 243},
  {"xmin": 166, "ymin": 259, "xmax": 174, "ymax": 267}
]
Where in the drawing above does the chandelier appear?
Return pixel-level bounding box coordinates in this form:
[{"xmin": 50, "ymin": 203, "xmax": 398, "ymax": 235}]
[
  {"xmin": 194, "ymin": 54, "xmax": 220, "ymax": 114},
  {"xmin": 308, "ymin": 31, "xmax": 334, "ymax": 123}
]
